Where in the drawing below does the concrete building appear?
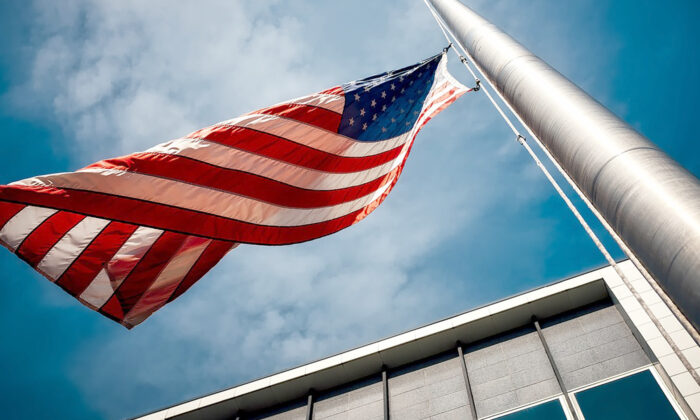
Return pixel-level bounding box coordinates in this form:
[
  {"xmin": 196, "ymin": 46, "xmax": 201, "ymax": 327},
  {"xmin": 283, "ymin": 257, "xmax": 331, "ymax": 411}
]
[{"xmin": 137, "ymin": 261, "xmax": 700, "ymax": 420}]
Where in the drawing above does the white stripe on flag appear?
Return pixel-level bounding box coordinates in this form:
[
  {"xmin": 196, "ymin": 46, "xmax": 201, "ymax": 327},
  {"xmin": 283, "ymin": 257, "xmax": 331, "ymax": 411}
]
[
  {"xmin": 37, "ymin": 217, "xmax": 110, "ymax": 280},
  {"xmin": 0, "ymin": 206, "xmax": 57, "ymax": 251},
  {"xmin": 79, "ymin": 269, "xmax": 112, "ymax": 309},
  {"xmin": 79, "ymin": 226, "xmax": 163, "ymax": 308},
  {"xmin": 216, "ymin": 113, "xmax": 412, "ymax": 157},
  {"xmin": 418, "ymin": 84, "xmax": 462, "ymax": 126},
  {"xmin": 284, "ymin": 93, "xmax": 344, "ymax": 114},
  {"xmin": 124, "ymin": 236, "xmax": 211, "ymax": 325},
  {"xmin": 14, "ymin": 168, "xmax": 399, "ymax": 227},
  {"xmin": 145, "ymin": 137, "xmax": 410, "ymax": 190}
]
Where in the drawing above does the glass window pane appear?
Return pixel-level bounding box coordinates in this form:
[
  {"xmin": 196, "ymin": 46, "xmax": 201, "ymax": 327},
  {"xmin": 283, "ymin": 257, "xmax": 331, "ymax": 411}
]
[
  {"xmin": 575, "ymin": 370, "xmax": 680, "ymax": 420},
  {"xmin": 495, "ymin": 399, "xmax": 567, "ymax": 420}
]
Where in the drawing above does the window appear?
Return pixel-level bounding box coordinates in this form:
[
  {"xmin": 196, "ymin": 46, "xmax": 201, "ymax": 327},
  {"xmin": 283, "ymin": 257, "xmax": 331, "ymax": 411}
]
[
  {"xmin": 494, "ymin": 399, "xmax": 567, "ymax": 420},
  {"xmin": 574, "ymin": 370, "xmax": 680, "ymax": 419}
]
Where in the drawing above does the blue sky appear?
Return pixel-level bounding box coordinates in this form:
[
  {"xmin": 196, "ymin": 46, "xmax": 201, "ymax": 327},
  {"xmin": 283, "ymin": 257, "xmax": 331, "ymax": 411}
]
[{"xmin": 0, "ymin": 1, "xmax": 698, "ymax": 418}]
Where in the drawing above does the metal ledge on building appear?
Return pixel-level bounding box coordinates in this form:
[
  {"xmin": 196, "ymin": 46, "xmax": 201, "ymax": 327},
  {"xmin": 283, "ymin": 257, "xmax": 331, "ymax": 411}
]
[{"xmin": 138, "ymin": 264, "xmax": 617, "ymax": 420}]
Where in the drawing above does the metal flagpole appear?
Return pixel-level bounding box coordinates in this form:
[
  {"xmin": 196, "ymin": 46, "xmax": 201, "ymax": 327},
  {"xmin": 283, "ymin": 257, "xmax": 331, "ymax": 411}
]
[
  {"xmin": 427, "ymin": 0, "xmax": 700, "ymax": 335},
  {"xmin": 423, "ymin": 0, "xmax": 700, "ymax": 351},
  {"xmin": 423, "ymin": 0, "xmax": 700, "ymax": 386}
]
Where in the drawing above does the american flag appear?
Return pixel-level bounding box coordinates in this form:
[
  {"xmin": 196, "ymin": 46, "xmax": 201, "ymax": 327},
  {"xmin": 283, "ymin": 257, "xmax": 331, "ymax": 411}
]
[{"xmin": 0, "ymin": 52, "xmax": 468, "ymax": 328}]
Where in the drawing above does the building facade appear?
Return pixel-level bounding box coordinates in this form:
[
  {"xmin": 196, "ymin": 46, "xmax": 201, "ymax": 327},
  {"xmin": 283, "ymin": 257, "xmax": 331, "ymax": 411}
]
[{"xmin": 138, "ymin": 261, "xmax": 700, "ymax": 420}]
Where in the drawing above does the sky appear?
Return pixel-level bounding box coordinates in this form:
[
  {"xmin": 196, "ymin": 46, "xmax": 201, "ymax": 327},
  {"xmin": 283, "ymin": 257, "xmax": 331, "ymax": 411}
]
[{"xmin": 0, "ymin": 0, "xmax": 698, "ymax": 419}]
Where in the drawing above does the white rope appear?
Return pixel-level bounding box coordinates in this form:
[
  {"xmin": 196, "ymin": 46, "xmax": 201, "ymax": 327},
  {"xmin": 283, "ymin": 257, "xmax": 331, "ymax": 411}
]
[{"xmin": 423, "ymin": 0, "xmax": 700, "ymax": 383}]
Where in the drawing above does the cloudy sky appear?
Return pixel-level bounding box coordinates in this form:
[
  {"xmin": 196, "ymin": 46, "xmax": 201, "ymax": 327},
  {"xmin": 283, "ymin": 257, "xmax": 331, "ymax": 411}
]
[{"xmin": 0, "ymin": 0, "xmax": 698, "ymax": 418}]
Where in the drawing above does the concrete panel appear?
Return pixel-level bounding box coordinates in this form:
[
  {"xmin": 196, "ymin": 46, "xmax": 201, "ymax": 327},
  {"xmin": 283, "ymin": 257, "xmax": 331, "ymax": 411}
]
[
  {"xmin": 387, "ymin": 353, "xmax": 472, "ymax": 420},
  {"xmin": 541, "ymin": 301, "xmax": 650, "ymax": 390},
  {"xmin": 313, "ymin": 377, "xmax": 383, "ymax": 420},
  {"xmin": 464, "ymin": 327, "xmax": 560, "ymax": 417}
]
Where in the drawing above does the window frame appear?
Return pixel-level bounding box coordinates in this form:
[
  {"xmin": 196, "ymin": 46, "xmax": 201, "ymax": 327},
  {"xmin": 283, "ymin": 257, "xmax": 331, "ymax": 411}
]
[
  {"xmin": 481, "ymin": 365, "xmax": 687, "ymax": 420},
  {"xmin": 567, "ymin": 365, "xmax": 688, "ymax": 420},
  {"xmin": 481, "ymin": 395, "xmax": 575, "ymax": 420}
]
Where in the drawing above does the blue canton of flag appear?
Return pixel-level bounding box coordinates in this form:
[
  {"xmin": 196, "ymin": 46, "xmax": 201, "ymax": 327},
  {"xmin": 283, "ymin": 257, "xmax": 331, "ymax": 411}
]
[{"xmin": 339, "ymin": 54, "xmax": 441, "ymax": 141}]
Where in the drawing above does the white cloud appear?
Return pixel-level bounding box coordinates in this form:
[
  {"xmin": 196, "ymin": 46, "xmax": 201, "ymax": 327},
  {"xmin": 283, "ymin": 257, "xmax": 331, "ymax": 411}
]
[
  {"xmin": 5, "ymin": 0, "xmax": 620, "ymax": 417},
  {"xmin": 11, "ymin": 0, "xmax": 324, "ymax": 162}
]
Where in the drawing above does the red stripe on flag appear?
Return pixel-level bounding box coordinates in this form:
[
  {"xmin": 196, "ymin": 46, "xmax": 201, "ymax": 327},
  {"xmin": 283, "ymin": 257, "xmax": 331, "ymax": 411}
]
[
  {"xmin": 348, "ymin": 141, "xmax": 413, "ymax": 225},
  {"xmin": 84, "ymin": 152, "xmax": 402, "ymax": 208},
  {"xmin": 56, "ymin": 221, "xmax": 139, "ymax": 297},
  {"xmin": 168, "ymin": 240, "xmax": 235, "ymax": 303},
  {"xmin": 122, "ymin": 236, "xmax": 212, "ymax": 326},
  {"xmin": 0, "ymin": 201, "xmax": 25, "ymax": 231},
  {"xmin": 183, "ymin": 125, "xmax": 403, "ymax": 172},
  {"xmin": 100, "ymin": 294, "xmax": 125, "ymax": 324},
  {"xmin": 256, "ymin": 103, "xmax": 342, "ymax": 132},
  {"xmin": 318, "ymin": 86, "xmax": 344, "ymax": 96},
  {"xmin": 0, "ymin": 168, "xmax": 407, "ymax": 244},
  {"xmin": 416, "ymin": 87, "xmax": 466, "ymax": 129},
  {"xmin": 16, "ymin": 211, "xmax": 85, "ymax": 267},
  {"xmin": 111, "ymin": 231, "xmax": 187, "ymax": 316}
]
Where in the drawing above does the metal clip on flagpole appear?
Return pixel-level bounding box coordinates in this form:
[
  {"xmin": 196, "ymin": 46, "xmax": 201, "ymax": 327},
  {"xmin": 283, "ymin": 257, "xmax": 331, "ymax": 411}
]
[
  {"xmin": 423, "ymin": 0, "xmax": 700, "ymax": 384},
  {"xmin": 457, "ymin": 57, "xmax": 480, "ymax": 91}
]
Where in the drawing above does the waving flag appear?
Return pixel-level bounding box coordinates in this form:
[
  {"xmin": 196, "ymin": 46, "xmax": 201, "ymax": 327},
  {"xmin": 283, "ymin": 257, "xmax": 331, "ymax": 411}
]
[{"xmin": 0, "ymin": 52, "xmax": 468, "ymax": 328}]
